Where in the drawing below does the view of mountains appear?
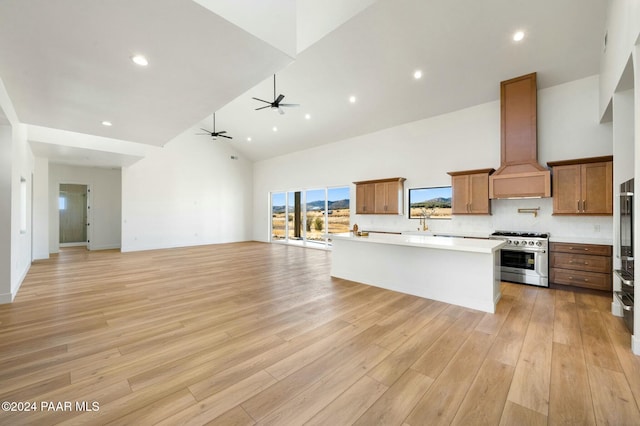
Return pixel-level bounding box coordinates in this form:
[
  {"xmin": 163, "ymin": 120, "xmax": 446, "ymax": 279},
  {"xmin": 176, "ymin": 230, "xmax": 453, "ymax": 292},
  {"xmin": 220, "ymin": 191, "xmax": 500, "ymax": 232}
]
[
  {"xmin": 272, "ymin": 199, "xmax": 350, "ymax": 213},
  {"xmin": 410, "ymin": 197, "xmax": 452, "ymax": 208}
]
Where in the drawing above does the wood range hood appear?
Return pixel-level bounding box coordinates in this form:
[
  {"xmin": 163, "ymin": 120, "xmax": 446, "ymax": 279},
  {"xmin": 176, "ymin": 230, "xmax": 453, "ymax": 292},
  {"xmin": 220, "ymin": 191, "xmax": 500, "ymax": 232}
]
[{"xmin": 489, "ymin": 72, "xmax": 551, "ymax": 199}]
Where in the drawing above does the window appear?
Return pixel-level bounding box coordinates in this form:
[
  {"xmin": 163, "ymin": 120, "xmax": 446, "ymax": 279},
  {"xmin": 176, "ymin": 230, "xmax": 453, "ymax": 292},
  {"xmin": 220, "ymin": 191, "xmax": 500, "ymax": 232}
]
[
  {"xmin": 408, "ymin": 186, "xmax": 452, "ymax": 219},
  {"xmin": 270, "ymin": 186, "xmax": 350, "ymax": 248},
  {"xmin": 271, "ymin": 192, "xmax": 286, "ymax": 241}
]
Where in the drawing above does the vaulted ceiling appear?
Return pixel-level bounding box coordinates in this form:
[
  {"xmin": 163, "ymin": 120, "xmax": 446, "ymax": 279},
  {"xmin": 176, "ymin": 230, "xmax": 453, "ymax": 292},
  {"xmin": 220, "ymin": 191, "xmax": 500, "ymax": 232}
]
[{"xmin": 0, "ymin": 0, "xmax": 608, "ymax": 165}]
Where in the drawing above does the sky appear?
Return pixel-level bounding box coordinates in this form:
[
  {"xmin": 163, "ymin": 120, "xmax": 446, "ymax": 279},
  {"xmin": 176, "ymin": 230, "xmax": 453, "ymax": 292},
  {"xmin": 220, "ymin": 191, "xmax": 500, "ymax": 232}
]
[
  {"xmin": 409, "ymin": 186, "xmax": 452, "ymax": 203},
  {"xmin": 271, "ymin": 186, "xmax": 350, "ymax": 207}
]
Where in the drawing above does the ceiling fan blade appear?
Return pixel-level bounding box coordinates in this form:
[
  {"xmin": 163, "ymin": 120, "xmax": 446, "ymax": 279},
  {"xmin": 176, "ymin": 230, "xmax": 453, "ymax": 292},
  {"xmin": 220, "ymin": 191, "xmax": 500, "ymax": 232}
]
[
  {"xmin": 200, "ymin": 128, "xmax": 212, "ymax": 132},
  {"xmin": 252, "ymin": 97, "xmax": 271, "ymax": 104},
  {"xmin": 255, "ymin": 105, "xmax": 271, "ymax": 111},
  {"xmin": 195, "ymin": 133, "xmax": 211, "ymax": 135},
  {"xmin": 217, "ymin": 130, "xmax": 227, "ymax": 134},
  {"xmin": 279, "ymin": 103, "xmax": 300, "ymax": 107},
  {"xmin": 219, "ymin": 135, "xmax": 233, "ymax": 139},
  {"xmin": 278, "ymin": 107, "xmax": 285, "ymax": 115},
  {"xmin": 275, "ymin": 94, "xmax": 285, "ymax": 104}
]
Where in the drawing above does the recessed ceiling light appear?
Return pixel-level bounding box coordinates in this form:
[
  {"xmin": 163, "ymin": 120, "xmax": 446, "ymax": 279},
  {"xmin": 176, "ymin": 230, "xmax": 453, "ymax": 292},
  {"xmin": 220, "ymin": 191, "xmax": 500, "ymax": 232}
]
[
  {"xmin": 305, "ymin": 113, "xmax": 311, "ymax": 120},
  {"xmin": 131, "ymin": 55, "xmax": 149, "ymax": 66},
  {"xmin": 349, "ymin": 95, "xmax": 356, "ymax": 103},
  {"xmin": 101, "ymin": 121, "xmax": 112, "ymax": 126},
  {"xmin": 413, "ymin": 70, "xmax": 423, "ymax": 79},
  {"xmin": 247, "ymin": 137, "xmax": 252, "ymax": 142},
  {"xmin": 513, "ymin": 31, "xmax": 525, "ymax": 42},
  {"xmin": 272, "ymin": 126, "xmax": 278, "ymax": 132}
]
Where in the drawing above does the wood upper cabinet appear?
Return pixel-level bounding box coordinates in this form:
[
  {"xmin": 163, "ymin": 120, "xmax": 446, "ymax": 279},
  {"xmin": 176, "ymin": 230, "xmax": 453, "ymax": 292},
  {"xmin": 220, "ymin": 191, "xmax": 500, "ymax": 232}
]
[
  {"xmin": 547, "ymin": 156, "xmax": 613, "ymax": 215},
  {"xmin": 355, "ymin": 183, "xmax": 375, "ymax": 214},
  {"xmin": 354, "ymin": 178, "xmax": 405, "ymax": 215},
  {"xmin": 448, "ymin": 168, "xmax": 494, "ymax": 215}
]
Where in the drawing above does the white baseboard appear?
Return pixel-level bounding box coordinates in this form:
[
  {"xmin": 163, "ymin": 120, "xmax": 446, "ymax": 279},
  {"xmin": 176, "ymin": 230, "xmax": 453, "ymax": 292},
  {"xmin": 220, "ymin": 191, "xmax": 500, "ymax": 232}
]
[
  {"xmin": 89, "ymin": 244, "xmax": 121, "ymax": 251},
  {"xmin": 612, "ymin": 301, "xmax": 623, "ymax": 317},
  {"xmin": 633, "ymin": 334, "xmax": 640, "ymax": 355},
  {"xmin": 0, "ymin": 291, "xmax": 14, "ymax": 304}
]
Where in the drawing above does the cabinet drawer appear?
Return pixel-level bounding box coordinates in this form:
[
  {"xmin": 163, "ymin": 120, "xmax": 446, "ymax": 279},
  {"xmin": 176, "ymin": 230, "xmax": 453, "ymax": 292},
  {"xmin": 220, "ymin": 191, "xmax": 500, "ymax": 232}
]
[
  {"xmin": 550, "ymin": 268, "xmax": 612, "ymax": 291},
  {"xmin": 550, "ymin": 242, "xmax": 612, "ymax": 256},
  {"xmin": 550, "ymin": 252, "xmax": 612, "ymax": 273}
]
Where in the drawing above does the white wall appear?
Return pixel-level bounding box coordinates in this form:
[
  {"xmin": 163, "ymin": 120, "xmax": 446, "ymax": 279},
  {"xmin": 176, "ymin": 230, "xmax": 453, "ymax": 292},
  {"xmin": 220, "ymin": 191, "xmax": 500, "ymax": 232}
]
[
  {"xmin": 49, "ymin": 164, "xmax": 122, "ymax": 253},
  {"xmin": 121, "ymin": 127, "xmax": 253, "ymax": 252},
  {"xmin": 0, "ymin": 124, "xmax": 12, "ymax": 303},
  {"xmin": 11, "ymin": 124, "xmax": 33, "ymax": 298},
  {"xmin": 600, "ymin": 0, "xmax": 640, "ymax": 119},
  {"xmin": 32, "ymin": 157, "xmax": 49, "ymax": 260},
  {"xmin": 253, "ymin": 75, "xmax": 613, "ymax": 243},
  {"xmin": 0, "ymin": 74, "xmax": 33, "ymax": 304}
]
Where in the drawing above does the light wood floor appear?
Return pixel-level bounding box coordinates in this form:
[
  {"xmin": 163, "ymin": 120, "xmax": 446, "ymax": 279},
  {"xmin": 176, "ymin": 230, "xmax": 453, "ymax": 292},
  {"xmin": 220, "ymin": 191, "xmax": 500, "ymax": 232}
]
[{"xmin": 1, "ymin": 242, "xmax": 639, "ymax": 425}]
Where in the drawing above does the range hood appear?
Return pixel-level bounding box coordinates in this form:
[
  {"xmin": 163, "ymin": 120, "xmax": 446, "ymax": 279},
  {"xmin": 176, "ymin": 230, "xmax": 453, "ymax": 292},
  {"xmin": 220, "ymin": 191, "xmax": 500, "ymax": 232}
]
[{"xmin": 489, "ymin": 73, "xmax": 551, "ymax": 199}]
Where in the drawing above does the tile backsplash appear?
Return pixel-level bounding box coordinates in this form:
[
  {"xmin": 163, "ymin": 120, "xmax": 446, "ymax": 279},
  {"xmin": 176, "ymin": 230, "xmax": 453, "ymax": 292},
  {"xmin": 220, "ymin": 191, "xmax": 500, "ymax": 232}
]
[{"xmin": 354, "ymin": 197, "xmax": 613, "ymax": 243}]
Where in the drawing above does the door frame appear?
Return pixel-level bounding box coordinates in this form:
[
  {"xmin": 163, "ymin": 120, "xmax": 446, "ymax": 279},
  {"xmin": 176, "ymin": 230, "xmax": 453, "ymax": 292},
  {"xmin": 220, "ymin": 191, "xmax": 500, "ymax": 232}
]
[{"xmin": 57, "ymin": 182, "xmax": 92, "ymax": 251}]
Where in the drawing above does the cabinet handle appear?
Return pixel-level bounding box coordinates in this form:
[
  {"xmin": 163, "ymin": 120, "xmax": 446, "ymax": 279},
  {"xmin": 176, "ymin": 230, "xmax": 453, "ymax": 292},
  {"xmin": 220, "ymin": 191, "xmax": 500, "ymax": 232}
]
[
  {"xmin": 583, "ymin": 200, "xmax": 586, "ymax": 211},
  {"xmin": 577, "ymin": 200, "xmax": 580, "ymax": 211}
]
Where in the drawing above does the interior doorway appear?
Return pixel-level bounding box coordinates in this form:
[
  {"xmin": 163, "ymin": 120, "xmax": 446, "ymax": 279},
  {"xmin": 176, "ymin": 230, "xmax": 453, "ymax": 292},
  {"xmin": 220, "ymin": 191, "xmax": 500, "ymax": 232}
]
[{"xmin": 59, "ymin": 184, "xmax": 90, "ymax": 248}]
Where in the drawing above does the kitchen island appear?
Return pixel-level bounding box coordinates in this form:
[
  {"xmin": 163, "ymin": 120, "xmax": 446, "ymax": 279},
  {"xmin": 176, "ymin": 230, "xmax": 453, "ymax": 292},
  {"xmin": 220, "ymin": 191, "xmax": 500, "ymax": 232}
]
[{"xmin": 330, "ymin": 233, "xmax": 505, "ymax": 313}]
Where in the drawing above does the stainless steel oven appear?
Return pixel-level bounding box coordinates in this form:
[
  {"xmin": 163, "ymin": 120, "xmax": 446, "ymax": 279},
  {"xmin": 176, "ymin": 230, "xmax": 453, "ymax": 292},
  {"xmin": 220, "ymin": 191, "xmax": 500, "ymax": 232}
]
[
  {"xmin": 615, "ymin": 178, "xmax": 634, "ymax": 333},
  {"xmin": 490, "ymin": 231, "xmax": 549, "ymax": 287}
]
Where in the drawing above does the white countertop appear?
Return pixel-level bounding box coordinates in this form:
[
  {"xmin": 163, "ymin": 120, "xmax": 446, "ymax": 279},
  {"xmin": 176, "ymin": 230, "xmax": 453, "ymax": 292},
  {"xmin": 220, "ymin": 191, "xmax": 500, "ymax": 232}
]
[
  {"xmin": 550, "ymin": 236, "xmax": 613, "ymax": 246},
  {"xmin": 331, "ymin": 232, "xmax": 505, "ymax": 254},
  {"xmin": 401, "ymin": 230, "xmax": 490, "ymax": 239}
]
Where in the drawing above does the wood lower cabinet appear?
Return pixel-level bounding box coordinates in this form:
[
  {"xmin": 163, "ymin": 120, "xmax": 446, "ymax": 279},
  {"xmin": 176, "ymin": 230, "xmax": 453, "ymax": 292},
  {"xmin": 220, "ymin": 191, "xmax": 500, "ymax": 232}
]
[
  {"xmin": 448, "ymin": 168, "xmax": 494, "ymax": 215},
  {"xmin": 354, "ymin": 178, "xmax": 405, "ymax": 215},
  {"xmin": 550, "ymin": 242, "xmax": 612, "ymax": 291},
  {"xmin": 547, "ymin": 156, "xmax": 613, "ymax": 215}
]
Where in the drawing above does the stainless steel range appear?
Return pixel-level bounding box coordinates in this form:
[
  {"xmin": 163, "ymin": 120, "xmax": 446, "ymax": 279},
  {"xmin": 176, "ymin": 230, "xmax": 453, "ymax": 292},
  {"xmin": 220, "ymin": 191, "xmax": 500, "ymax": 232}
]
[{"xmin": 490, "ymin": 231, "xmax": 550, "ymax": 287}]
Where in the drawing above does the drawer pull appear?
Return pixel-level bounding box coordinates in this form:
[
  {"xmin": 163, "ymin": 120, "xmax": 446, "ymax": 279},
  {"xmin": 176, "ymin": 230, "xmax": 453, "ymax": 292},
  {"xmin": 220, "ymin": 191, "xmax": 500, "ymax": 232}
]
[{"xmin": 569, "ymin": 276, "xmax": 589, "ymax": 282}]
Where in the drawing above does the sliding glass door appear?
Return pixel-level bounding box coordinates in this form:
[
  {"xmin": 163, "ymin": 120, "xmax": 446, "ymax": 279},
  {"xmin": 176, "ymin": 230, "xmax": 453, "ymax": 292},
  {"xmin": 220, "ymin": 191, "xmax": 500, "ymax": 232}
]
[{"xmin": 270, "ymin": 186, "xmax": 350, "ymax": 249}]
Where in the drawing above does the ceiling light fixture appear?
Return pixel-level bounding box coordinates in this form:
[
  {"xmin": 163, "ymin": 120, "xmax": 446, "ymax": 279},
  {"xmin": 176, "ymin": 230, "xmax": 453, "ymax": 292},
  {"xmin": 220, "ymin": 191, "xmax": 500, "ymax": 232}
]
[
  {"xmin": 247, "ymin": 137, "xmax": 252, "ymax": 142},
  {"xmin": 513, "ymin": 31, "xmax": 525, "ymax": 42},
  {"xmin": 305, "ymin": 113, "xmax": 311, "ymax": 120},
  {"xmin": 131, "ymin": 55, "xmax": 149, "ymax": 66},
  {"xmin": 349, "ymin": 95, "xmax": 356, "ymax": 103},
  {"xmin": 272, "ymin": 126, "xmax": 278, "ymax": 132},
  {"xmin": 413, "ymin": 70, "xmax": 423, "ymax": 79},
  {"xmin": 101, "ymin": 121, "xmax": 112, "ymax": 126}
]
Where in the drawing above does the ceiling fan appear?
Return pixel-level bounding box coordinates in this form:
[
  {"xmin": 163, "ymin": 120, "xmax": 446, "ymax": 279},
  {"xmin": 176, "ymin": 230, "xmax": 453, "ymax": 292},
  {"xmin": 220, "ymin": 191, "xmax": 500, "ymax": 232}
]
[
  {"xmin": 252, "ymin": 74, "xmax": 300, "ymax": 115},
  {"xmin": 196, "ymin": 113, "xmax": 232, "ymax": 140}
]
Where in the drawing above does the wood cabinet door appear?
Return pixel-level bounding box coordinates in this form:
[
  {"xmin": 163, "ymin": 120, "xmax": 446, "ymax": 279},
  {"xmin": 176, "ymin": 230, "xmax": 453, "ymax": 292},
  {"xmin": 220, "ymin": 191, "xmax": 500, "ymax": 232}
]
[
  {"xmin": 355, "ymin": 183, "xmax": 375, "ymax": 214},
  {"xmin": 373, "ymin": 181, "xmax": 402, "ymax": 214},
  {"xmin": 582, "ymin": 161, "xmax": 613, "ymax": 214},
  {"xmin": 384, "ymin": 181, "xmax": 402, "ymax": 214},
  {"xmin": 374, "ymin": 182, "xmax": 388, "ymax": 213},
  {"xmin": 552, "ymin": 164, "xmax": 581, "ymax": 214},
  {"xmin": 469, "ymin": 173, "xmax": 490, "ymax": 214},
  {"xmin": 451, "ymin": 175, "xmax": 470, "ymax": 214}
]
